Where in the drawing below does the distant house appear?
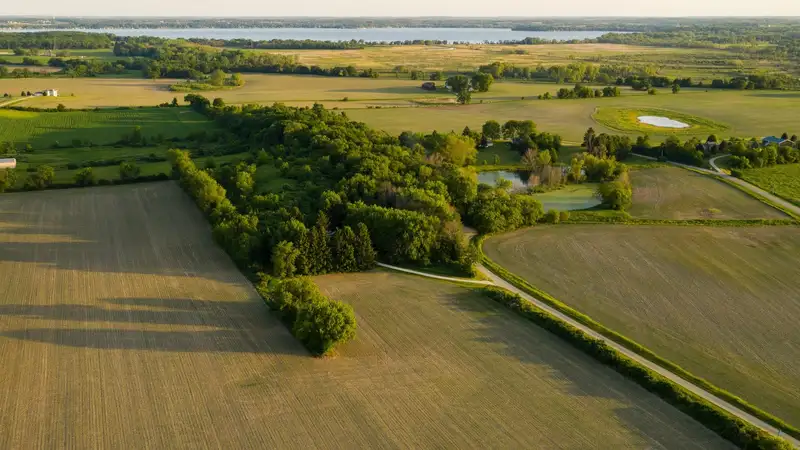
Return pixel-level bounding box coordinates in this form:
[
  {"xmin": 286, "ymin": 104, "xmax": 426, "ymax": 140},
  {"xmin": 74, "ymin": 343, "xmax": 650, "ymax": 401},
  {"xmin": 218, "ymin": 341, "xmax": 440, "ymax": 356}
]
[
  {"xmin": 0, "ymin": 158, "xmax": 16, "ymax": 169},
  {"xmin": 420, "ymin": 82, "xmax": 436, "ymax": 91},
  {"xmin": 762, "ymin": 136, "xmax": 792, "ymax": 147},
  {"xmin": 44, "ymin": 89, "xmax": 58, "ymax": 97}
]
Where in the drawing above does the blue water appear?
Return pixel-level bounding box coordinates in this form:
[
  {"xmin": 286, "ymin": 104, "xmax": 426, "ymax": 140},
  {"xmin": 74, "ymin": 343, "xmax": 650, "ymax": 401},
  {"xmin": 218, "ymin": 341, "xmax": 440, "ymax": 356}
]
[{"xmin": 1, "ymin": 28, "xmax": 610, "ymax": 44}]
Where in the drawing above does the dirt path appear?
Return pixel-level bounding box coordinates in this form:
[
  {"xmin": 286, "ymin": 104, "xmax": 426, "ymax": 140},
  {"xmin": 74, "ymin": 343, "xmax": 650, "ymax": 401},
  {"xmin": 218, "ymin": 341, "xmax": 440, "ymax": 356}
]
[
  {"xmin": 632, "ymin": 153, "xmax": 800, "ymax": 217},
  {"xmin": 474, "ymin": 262, "xmax": 799, "ymax": 448},
  {"xmin": 376, "ymin": 263, "xmax": 493, "ymax": 285}
]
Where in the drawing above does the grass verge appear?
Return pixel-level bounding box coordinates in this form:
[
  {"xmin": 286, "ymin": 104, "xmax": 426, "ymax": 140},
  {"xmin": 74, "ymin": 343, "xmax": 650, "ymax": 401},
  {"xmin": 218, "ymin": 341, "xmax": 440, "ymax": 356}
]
[{"xmin": 475, "ymin": 234, "xmax": 800, "ymax": 441}]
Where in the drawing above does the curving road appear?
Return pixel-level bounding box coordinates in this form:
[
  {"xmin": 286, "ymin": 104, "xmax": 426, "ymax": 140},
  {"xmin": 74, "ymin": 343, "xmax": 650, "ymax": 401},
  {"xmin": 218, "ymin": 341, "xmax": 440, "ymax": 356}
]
[
  {"xmin": 378, "ymin": 259, "xmax": 799, "ymax": 447},
  {"xmin": 633, "ymin": 153, "xmax": 800, "ymax": 217}
]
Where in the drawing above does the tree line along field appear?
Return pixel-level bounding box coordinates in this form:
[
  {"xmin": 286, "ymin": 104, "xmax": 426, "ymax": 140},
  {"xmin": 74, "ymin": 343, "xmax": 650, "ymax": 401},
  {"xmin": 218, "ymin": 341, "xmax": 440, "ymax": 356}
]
[
  {"xmin": 483, "ymin": 225, "xmax": 800, "ymax": 427},
  {"xmin": 628, "ymin": 166, "xmax": 788, "ymax": 219},
  {"xmin": 0, "ymin": 107, "xmax": 210, "ymax": 149},
  {"xmin": 0, "ymin": 183, "xmax": 732, "ymax": 448}
]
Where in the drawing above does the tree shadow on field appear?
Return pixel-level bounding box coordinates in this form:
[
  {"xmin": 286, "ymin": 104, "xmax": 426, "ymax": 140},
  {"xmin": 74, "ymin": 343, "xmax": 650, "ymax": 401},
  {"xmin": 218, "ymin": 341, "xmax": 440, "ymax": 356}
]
[
  {"xmin": 443, "ymin": 290, "xmax": 729, "ymax": 449},
  {"xmin": 0, "ymin": 183, "xmax": 247, "ymax": 283},
  {"xmin": 0, "ymin": 297, "xmax": 306, "ymax": 356}
]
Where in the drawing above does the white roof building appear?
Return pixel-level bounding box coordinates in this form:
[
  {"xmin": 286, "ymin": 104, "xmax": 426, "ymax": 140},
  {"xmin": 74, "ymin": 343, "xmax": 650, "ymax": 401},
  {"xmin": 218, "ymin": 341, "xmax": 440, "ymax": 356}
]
[{"xmin": 0, "ymin": 158, "xmax": 17, "ymax": 169}]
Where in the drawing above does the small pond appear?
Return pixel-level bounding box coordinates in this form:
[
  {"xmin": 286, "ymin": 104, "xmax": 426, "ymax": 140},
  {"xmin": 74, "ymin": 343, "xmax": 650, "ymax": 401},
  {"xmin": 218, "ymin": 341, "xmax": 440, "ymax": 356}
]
[
  {"xmin": 637, "ymin": 116, "xmax": 689, "ymax": 129},
  {"xmin": 477, "ymin": 170, "xmax": 532, "ymax": 191}
]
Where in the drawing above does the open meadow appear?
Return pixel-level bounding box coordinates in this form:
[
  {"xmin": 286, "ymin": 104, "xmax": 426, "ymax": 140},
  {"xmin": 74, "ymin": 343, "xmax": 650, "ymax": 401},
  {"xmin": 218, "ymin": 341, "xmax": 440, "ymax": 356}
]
[
  {"xmin": 0, "ymin": 183, "xmax": 732, "ymax": 448},
  {"xmin": 483, "ymin": 225, "xmax": 800, "ymax": 427},
  {"xmin": 741, "ymin": 163, "xmax": 800, "ymax": 207},
  {"xmin": 629, "ymin": 166, "xmax": 787, "ymax": 219},
  {"xmin": 0, "ymin": 107, "xmax": 210, "ymax": 148}
]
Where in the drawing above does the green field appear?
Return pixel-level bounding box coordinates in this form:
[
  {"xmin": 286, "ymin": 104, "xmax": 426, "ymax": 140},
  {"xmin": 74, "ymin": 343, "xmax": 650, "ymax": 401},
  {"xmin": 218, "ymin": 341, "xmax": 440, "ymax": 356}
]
[
  {"xmin": 629, "ymin": 166, "xmax": 787, "ymax": 219},
  {"xmin": 532, "ymin": 183, "xmax": 601, "ymax": 211},
  {"xmin": 347, "ymin": 89, "xmax": 800, "ymax": 142},
  {"xmin": 0, "ymin": 108, "xmax": 211, "ymax": 149},
  {"xmin": 483, "ymin": 225, "xmax": 800, "ymax": 427},
  {"xmin": 592, "ymin": 107, "xmax": 729, "ymax": 136},
  {"xmin": 741, "ymin": 164, "xmax": 800, "ymax": 207},
  {"xmin": 0, "ymin": 186, "xmax": 730, "ymax": 448}
]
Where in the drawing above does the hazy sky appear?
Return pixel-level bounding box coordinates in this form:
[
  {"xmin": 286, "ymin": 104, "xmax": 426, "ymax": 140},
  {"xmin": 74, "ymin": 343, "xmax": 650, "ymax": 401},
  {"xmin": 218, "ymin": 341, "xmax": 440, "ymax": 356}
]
[{"xmin": 3, "ymin": 0, "xmax": 800, "ymax": 18}]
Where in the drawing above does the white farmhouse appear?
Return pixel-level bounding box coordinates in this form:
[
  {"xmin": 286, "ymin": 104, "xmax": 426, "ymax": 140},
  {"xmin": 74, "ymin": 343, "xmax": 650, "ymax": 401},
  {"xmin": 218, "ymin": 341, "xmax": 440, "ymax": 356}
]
[{"xmin": 0, "ymin": 158, "xmax": 17, "ymax": 169}]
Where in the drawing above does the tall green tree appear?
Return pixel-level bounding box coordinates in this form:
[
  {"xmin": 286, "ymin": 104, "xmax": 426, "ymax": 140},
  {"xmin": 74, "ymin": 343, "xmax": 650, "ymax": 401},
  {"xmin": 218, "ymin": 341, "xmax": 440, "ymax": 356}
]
[
  {"xmin": 272, "ymin": 241, "xmax": 300, "ymax": 278},
  {"xmin": 354, "ymin": 223, "xmax": 377, "ymax": 270},
  {"xmin": 482, "ymin": 120, "xmax": 501, "ymax": 140},
  {"xmin": 74, "ymin": 167, "xmax": 96, "ymax": 186},
  {"xmin": 119, "ymin": 161, "xmax": 141, "ymax": 181},
  {"xmin": 471, "ymin": 72, "xmax": 494, "ymax": 92},
  {"xmin": 331, "ymin": 226, "xmax": 358, "ymax": 273},
  {"xmin": 308, "ymin": 212, "xmax": 333, "ymax": 274},
  {"xmin": 446, "ymin": 75, "xmax": 472, "ymax": 104}
]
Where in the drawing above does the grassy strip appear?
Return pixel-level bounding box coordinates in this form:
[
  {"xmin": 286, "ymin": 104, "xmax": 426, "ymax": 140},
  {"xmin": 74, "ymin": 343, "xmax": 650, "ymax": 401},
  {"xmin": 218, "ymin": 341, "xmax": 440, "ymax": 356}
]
[
  {"xmin": 479, "ymin": 286, "xmax": 792, "ymax": 450},
  {"xmin": 563, "ymin": 210, "xmax": 797, "ymax": 226},
  {"xmin": 475, "ymin": 235, "xmax": 800, "ymax": 441}
]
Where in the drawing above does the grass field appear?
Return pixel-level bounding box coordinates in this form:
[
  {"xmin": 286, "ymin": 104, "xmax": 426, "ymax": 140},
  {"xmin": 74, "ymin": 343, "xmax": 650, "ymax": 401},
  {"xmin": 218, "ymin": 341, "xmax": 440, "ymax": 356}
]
[
  {"xmin": 629, "ymin": 166, "xmax": 787, "ymax": 219},
  {"xmin": 484, "ymin": 225, "xmax": 800, "ymax": 427},
  {"xmin": 0, "ymin": 107, "xmax": 210, "ymax": 148},
  {"xmin": 532, "ymin": 183, "xmax": 601, "ymax": 211},
  {"xmin": 347, "ymin": 89, "xmax": 800, "ymax": 142},
  {"xmin": 0, "ymin": 183, "xmax": 731, "ymax": 448},
  {"xmin": 741, "ymin": 164, "xmax": 800, "ymax": 207},
  {"xmin": 257, "ymin": 43, "xmax": 778, "ymax": 79},
  {"xmin": 592, "ymin": 107, "xmax": 729, "ymax": 136}
]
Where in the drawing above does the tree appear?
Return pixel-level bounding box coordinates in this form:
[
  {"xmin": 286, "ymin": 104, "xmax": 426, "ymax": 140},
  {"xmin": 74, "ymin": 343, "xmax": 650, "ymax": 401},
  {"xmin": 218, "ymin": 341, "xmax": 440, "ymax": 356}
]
[
  {"xmin": 434, "ymin": 134, "xmax": 477, "ymax": 166},
  {"xmin": 354, "ymin": 223, "xmax": 376, "ymax": 270},
  {"xmin": 446, "ymin": 75, "xmax": 472, "ymax": 105},
  {"xmin": 25, "ymin": 165, "xmax": 55, "ymax": 190},
  {"xmin": 171, "ymin": 97, "xmax": 179, "ymax": 107},
  {"xmin": 503, "ymin": 120, "xmax": 536, "ymax": 139},
  {"xmin": 230, "ymin": 73, "xmax": 244, "ymax": 86},
  {"xmin": 583, "ymin": 127, "xmax": 596, "ymax": 155},
  {"xmin": 308, "ymin": 212, "xmax": 333, "ymax": 274},
  {"xmin": 520, "ymin": 149, "xmax": 538, "ymax": 170},
  {"xmin": 430, "ymin": 71, "xmax": 444, "ymax": 81},
  {"xmin": 569, "ymin": 157, "xmax": 584, "ymax": 182},
  {"xmin": 597, "ymin": 171, "xmax": 632, "ymax": 210},
  {"xmin": 209, "ymin": 69, "xmax": 226, "ymax": 87},
  {"xmin": 272, "ymin": 241, "xmax": 300, "ymax": 277},
  {"xmin": 781, "ymin": 132, "xmax": 789, "ymax": 140},
  {"xmin": 212, "ymin": 97, "xmax": 225, "ymax": 108},
  {"xmin": 331, "ymin": 226, "xmax": 358, "ymax": 272},
  {"xmin": 482, "ymin": 120, "xmax": 501, "ymax": 140},
  {"xmin": 119, "ymin": 161, "xmax": 141, "ymax": 181},
  {"xmin": 292, "ymin": 297, "xmax": 357, "ymax": 356},
  {"xmin": 672, "ymin": 84, "xmax": 681, "ymax": 94},
  {"xmin": 74, "ymin": 167, "xmax": 96, "ymax": 186},
  {"xmin": 471, "ymin": 72, "xmax": 494, "ymax": 92},
  {"xmin": 56, "ymin": 104, "xmax": 66, "ymax": 112},
  {"xmin": 0, "ymin": 168, "xmax": 16, "ymax": 192}
]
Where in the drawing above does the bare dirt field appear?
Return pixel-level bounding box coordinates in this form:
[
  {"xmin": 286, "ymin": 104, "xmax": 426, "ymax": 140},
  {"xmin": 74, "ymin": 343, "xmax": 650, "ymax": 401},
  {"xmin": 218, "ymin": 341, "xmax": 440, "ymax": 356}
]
[
  {"xmin": 629, "ymin": 166, "xmax": 787, "ymax": 219},
  {"xmin": 0, "ymin": 184, "xmax": 730, "ymax": 449},
  {"xmin": 484, "ymin": 225, "xmax": 800, "ymax": 427}
]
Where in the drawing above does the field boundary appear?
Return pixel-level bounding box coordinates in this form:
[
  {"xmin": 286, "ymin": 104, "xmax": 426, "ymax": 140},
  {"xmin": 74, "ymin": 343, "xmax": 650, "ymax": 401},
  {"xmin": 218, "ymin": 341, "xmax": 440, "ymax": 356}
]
[
  {"xmin": 475, "ymin": 235, "xmax": 800, "ymax": 443},
  {"xmin": 479, "ymin": 286, "xmax": 795, "ymax": 450},
  {"xmin": 375, "ymin": 263, "xmax": 493, "ymax": 285}
]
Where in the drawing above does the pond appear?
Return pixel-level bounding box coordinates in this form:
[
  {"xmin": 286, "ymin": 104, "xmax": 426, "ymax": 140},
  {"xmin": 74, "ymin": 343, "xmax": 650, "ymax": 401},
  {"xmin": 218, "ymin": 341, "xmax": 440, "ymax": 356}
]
[
  {"xmin": 637, "ymin": 116, "xmax": 689, "ymax": 129},
  {"xmin": 477, "ymin": 170, "xmax": 531, "ymax": 191}
]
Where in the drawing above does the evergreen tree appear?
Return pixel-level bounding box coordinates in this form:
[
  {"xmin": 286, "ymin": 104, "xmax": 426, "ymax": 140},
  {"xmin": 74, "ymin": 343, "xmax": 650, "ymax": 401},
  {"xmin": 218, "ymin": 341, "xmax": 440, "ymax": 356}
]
[
  {"xmin": 332, "ymin": 226, "xmax": 358, "ymax": 272},
  {"xmin": 354, "ymin": 222, "xmax": 377, "ymax": 270},
  {"xmin": 272, "ymin": 241, "xmax": 299, "ymax": 278},
  {"xmin": 308, "ymin": 212, "xmax": 332, "ymax": 274},
  {"xmin": 294, "ymin": 232, "xmax": 311, "ymax": 276}
]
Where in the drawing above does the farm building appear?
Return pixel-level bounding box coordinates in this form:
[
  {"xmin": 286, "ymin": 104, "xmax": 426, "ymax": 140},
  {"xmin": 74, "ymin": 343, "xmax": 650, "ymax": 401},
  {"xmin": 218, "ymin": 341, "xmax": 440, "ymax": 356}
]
[
  {"xmin": 761, "ymin": 136, "xmax": 793, "ymax": 147},
  {"xmin": 44, "ymin": 89, "xmax": 58, "ymax": 97},
  {"xmin": 0, "ymin": 158, "xmax": 17, "ymax": 169}
]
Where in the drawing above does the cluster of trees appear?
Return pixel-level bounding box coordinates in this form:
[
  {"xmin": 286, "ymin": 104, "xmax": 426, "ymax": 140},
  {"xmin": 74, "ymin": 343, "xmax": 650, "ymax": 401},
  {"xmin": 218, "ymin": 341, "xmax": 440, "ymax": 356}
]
[
  {"xmin": 466, "ymin": 183, "xmax": 544, "ymax": 233},
  {"xmin": 443, "ymin": 73, "xmax": 494, "ymax": 104},
  {"xmin": 169, "ymin": 70, "xmax": 245, "ymax": 92},
  {"xmin": 0, "ymin": 32, "xmax": 114, "ymax": 50},
  {"xmin": 257, "ymin": 277, "xmax": 357, "ymax": 356},
  {"xmin": 556, "ymin": 84, "xmax": 621, "ymax": 99},
  {"xmin": 725, "ymin": 136, "xmax": 799, "ymax": 169}
]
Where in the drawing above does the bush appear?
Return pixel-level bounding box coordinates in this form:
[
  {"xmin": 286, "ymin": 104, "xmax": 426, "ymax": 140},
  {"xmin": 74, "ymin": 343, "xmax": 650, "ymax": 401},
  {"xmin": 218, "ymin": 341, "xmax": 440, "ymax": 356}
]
[
  {"xmin": 543, "ymin": 209, "xmax": 560, "ymax": 224},
  {"xmin": 558, "ymin": 210, "xmax": 570, "ymax": 222},
  {"xmin": 258, "ymin": 277, "xmax": 356, "ymax": 356},
  {"xmin": 480, "ymin": 287, "xmax": 792, "ymax": 450}
]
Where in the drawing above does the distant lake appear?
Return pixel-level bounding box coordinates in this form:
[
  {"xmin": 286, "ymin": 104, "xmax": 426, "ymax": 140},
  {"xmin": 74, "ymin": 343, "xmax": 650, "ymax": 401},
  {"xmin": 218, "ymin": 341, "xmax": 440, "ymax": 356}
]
[{"xmin": 1, "ymin": 28, "xmax": 611, "ymax": 44}]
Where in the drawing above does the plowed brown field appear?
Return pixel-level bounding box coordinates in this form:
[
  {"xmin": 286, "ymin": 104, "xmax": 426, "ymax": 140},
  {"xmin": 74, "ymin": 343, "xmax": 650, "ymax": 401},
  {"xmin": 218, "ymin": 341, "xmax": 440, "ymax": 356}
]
[{"xmin": 0, "ymin": 184, "xmax": 731, "ymax": 448}]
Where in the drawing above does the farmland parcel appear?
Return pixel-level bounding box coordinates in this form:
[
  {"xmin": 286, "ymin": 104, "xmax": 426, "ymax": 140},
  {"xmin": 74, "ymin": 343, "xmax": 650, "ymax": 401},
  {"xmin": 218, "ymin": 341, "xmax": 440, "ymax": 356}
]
[
  {"xmin": 484, "ymin": 225, "xmax": 800, "ymax": 427},
  {"xmin": 0, "ymin": 185, "xmax": 730, "ymax": 448}
]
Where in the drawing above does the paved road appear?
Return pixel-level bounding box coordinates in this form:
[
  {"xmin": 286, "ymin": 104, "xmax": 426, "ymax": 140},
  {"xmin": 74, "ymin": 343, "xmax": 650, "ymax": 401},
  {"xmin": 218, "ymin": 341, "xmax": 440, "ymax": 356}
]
[
  {"xmin": 474, "ymin": 263, "xmax": 800, "ymax": 448},
  {"xmin": 632, "ymin": 153, "xmax": 800, "ymax": 217}
]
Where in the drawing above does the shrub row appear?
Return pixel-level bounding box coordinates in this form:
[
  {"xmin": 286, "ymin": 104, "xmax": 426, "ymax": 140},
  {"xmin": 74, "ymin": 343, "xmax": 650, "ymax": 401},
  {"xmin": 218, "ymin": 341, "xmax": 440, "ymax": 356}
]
[
  {"xmin": 5, "ymin": 173, "xmax": 169, "ymax": 193},
  {"xmin": 480, "ymin": 286, "xmax": 793, "ymax": 449},
  {"xmin": 168, "ymin": 149, "xmax": 357, "ymax": 356},
  {"xmin": 256, "ymin": 277, "xmax": 356, "ymax": 356},
  {"xmin": 475, "ymin": 236, "xmax": 799, "ymax": 442}
]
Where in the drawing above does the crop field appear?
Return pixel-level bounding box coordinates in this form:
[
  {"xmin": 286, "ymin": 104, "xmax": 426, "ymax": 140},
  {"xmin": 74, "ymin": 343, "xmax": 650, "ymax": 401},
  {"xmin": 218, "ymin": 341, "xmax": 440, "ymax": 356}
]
[
  {"xmin": 0, "ymin": 184, "xmax": 731, "ymax": 448},
  {"xmin": 0, "ymin": 107, "xmax": 210, "ymax": 148},
  {"xmin": 258, "ymin": 43, "xmax": 774, "ymax": 78},
  {"xmin": 741, "ymin": 164, "xmax": 800, "ymax": 207},
  {"xmin": 483, "ymin": 225, "xmax": 800, "ymax": 426},
  {"xmin": 629, "ymin": 166, "xmax": 786, "ymax": 219},
  {"xmin": 347, "ymin": 89, "xmax": 800, "ymax": 142}
]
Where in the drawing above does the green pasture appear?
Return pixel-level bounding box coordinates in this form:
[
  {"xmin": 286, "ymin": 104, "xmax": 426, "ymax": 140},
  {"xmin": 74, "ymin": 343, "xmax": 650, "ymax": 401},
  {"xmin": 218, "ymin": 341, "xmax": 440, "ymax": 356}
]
[
  {"xmin": 741, "ymin": 164, "xmax": 800, "ymax": 206},
  {"xmin": 592, "ymin": 107, "xmax": 728, "ymax": 136},
  {"xmin": 0, "ymin": 108, "xmax": 211, "ymax": 149}
]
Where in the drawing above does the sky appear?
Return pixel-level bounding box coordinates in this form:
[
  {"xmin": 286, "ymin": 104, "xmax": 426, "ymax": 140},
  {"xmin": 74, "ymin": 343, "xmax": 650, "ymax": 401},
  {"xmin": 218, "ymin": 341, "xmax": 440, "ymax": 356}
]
[{"xmin": 2, "ymin": 0, "xmax": 800, "ymax": 18}]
